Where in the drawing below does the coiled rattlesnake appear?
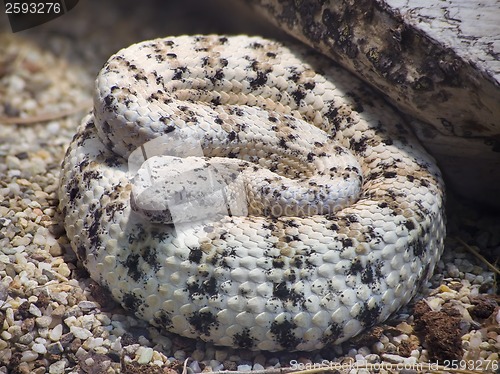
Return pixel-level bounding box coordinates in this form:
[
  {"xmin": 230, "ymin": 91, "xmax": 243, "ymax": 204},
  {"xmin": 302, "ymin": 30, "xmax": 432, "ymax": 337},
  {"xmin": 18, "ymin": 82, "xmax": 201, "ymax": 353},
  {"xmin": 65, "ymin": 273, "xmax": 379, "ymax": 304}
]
[{"xmin": 59, "ymin": 35, "xmax": 445, "ymax": 351}]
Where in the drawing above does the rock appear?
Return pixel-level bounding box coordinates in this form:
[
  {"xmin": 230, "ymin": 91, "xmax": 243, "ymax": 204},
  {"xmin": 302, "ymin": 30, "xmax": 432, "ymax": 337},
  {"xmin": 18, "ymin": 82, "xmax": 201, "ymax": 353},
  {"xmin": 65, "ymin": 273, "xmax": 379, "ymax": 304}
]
[
  {"xmin": 136, "ymin": 347, "xmax": 154, "ymax": 364},
  {"xmin": 49, "ymin": 360, "xmax": 67, "ymax": 374},
  {"xmin": 70, "ymin": 326, "xmax": 93, "ymax": 340},
  {"xmin": 49, "ymin": 324, "xmax": 63, "ymax": 341},
  {"xmin": 248, "ymin": 0, "xmax": 500, "ymax": 208},
  {"xmin": 32, "ymin": 343, "xmax": 47, "ymax": 354}
]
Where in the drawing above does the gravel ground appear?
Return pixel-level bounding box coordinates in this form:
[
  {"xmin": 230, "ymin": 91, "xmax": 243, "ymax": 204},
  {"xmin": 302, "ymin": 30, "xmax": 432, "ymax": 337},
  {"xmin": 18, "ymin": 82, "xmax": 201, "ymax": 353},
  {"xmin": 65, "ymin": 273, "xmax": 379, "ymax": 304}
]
[{"xmin": 0, "ymin": 1, "xmax": 499, "ymax": 373}]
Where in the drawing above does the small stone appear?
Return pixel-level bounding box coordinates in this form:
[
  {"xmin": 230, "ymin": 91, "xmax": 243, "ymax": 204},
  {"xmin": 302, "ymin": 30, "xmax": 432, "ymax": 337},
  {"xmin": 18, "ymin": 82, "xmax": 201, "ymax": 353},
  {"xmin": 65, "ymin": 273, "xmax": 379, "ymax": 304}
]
[
  {"xmin": 36, "ymin": 315, "xmax": 52, "ymax": 328},
  {"xmin": 190, "ymin": 361, "xmax": 202, "ymax": 373},
  {"xmin": 33, "ymin": 233, "xmax": 47, "ymax": 246},
  {"xmin": 28, "ymin": 303, "xmax": 42, "ymax": 317},
  {"xmin": 392, "ymin": 334, "xmax": 409, "ymax": 344},
  {"xmin": 426, "ymin": 297, "xmax": 443, "ymax": 311},
  {"xmin": 47, "ymin": 342, "xmax": 64, "ymax": 355},
  {"xmin": 21, "ymin": 350, "xmax": 38, "ymax": 362},
  {"xmin": 237, "ymin": 364, "xmax": 252, "ymax": 371},
  {"xmin": 18, "ymin": 332, "xmax": 34, "ymax": 345},
  {"xmin": 49, "ymin": 242, "xmax": 64, "ymax": 256},
  {"xmin": 174, "ymin": 350, "xmax": 186, "ymax": 360},
  {"xmin": 253, "ymin": 363, "xmax": 265, "ymax": 370},
  {"xmin": 137, "ymin": 347, "xmax": 154, "ymax": 364},
  {"xmin": 52, "ymin": 292, "xmax": 68, "ymax": 305},
  {"xmin": 57, "ymin": 263, "xmax": 71, "ymax": 277},
  {"xmin": 78, "ymin": 301, "xmax": 99, "ymax": 310},
  {"xmin": 70, "ymin": 326, "xmax": 92, "ymax": 340},
  {"xmin": 49, "ymin": 360, "xmax": 67, "ymax": 374},
  {"xmin": 83, "ymin": 337, "xmax": 104, "ymax": 350},
  {"xmin": 84, "ymin": 357, "xmax": 95, "ymax": 366},
  {"xmin": 13, "ymin": 362, "xmax": 30, "ymax": 374},
  {"xmin": 51, "ymin": 305, "xmax": 66, "ymax": 319},
  {"xmin": 396, "ymin": 321, "xmax": 414, "ymax": 335},
  {"xmin": 81, "ymin": 315, "xmax": 96, "ymax": 330},
  {"xmin": 96, "ymin": 313, "xmax": 111, "ymax": 325},
  {"xmin": 364, "ymin": 354, "xmax": 380, "ymax": 364},
  {"xmin": 355, "ymin": 354, "xmax": 365, "ymax": 362},
  {"xmin": 49, "ymin": 324, "xmax": 63, "ymax": 341},
  {"xmin": 110, "ymin": 338, "xmax": 122, "ymax": 352},
  {"xmin": 0, "ymin": 339, "xmax": 8, "ymax": 350},
  {"xmin": 32, "ymin": 343, "xmax": 47, "ymax": 354},
  {"xmin": 75, "ymin": 346, "xmax": 88, "ymax": 360},
  {"xmin": 64, "ymin": 316, "xmax": 77, "ymax": 327}
]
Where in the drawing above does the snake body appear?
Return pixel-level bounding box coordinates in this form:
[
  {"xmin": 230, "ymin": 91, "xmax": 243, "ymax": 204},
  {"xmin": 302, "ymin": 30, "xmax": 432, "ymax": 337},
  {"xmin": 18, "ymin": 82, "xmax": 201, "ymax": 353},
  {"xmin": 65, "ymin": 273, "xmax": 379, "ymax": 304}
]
[{"xmin": 59, "ymin": 35, "xmax": 445, "ymax": 351}]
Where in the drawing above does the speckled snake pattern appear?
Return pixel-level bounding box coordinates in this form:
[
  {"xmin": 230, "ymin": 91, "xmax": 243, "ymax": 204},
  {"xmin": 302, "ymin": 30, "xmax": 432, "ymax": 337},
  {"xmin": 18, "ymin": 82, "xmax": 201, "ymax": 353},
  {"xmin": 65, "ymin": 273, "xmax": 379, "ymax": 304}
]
[{"xmin": 59, "ymin": 35, "xmax": 446, "ymax": 351}]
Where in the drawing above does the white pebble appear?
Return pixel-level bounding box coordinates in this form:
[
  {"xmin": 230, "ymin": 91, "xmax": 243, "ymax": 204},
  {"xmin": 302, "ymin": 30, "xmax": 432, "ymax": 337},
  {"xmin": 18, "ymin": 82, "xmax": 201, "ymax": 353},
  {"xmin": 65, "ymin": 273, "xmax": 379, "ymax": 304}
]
[
  {"xmin": 49, "ymin": 360, "xmax": 67, "ymax": 374},
  {"xmin": 36, "ymin": 315, "xmax": 52, "ymax": 328},
  {"xmin": 81, "ymin": 314, "xmax": 96, "ymax": 330},
  {"xmin": 426, "ymin": 297, "xmax": 443, "ymax": 311},
  {"xmin": 57, "ymin": 263, "xmax": 71, "ymax": 277},
  {"xmin": 21, "ymin": 350, "xmax": 38, "ymax": 362},
  {"xmin": 84, "ymin": 357, "xmax": 95, "ymax": 366},
  {"xmin": 32, "ymin": 343, "xmax": 47, "ymax": 354},
  {"xmin": 6, "ymin": 155, "xmax": 22, "ymax": 169},
  {"xmin": 52, "ymin": 292, "xmax": 68, "ymax": 305},
  {"xmin": 34, "ymin": 337, "xmax": 47, "ymax": 345},
  {"xmin": 111, "ymin": 338, "xmax": 122, "ymax": 351},
  {"xmin": 33, "ymin": 233, "xmax": 47, "ymax": 246},
  {"xmin": 28, "ymin": 303, "xmax": 42, "ymax": 317},
  {"xmin": 253, "ymin": 363, "xmax": 265, "ymax": 370},
  {"xmin": 96, "ymin": 314, "xmax": 111, "ymax": 325},
  {"xmin": 355, "ymin": 354, "xmax": 365, "ymax": 362},
  {"xmin": 410, "ymin": 349, "xmax": 420, "ymax": 358},
  {"xmin": 64, "ymin": 316, "xmax": 77, "ymax": 327},
  {"xmin": 49, "ymin": 324, "xmax": 63, "ymax": 341},
  {"xmin": 237, "ymin": 364, "xmax": 252, "ymax": 371},
  {"xmin": 7, "ymin": 75, "xmax": 26, "ymax": 91},
  {"xmin": 83, "ymin": 337, "xmax": 104, "ymax": 349},
  {"xmin": 70, "ymin": 326, "xmax": 93, "ymax": 340},
  {"xmin": 190, "ymin": 361, "xmax": 202, "ymax": 372},
  {"xmin": 137, "ymin": 347, "xmax": 154, "ymax": 364}
]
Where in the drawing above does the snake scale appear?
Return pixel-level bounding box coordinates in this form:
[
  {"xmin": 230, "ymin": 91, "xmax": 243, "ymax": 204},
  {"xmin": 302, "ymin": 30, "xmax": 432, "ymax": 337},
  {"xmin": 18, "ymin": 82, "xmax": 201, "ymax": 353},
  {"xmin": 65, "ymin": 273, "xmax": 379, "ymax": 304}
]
[{"xmin": 59, "ymin": 35, "xmax": 446, "ymax": 351}]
